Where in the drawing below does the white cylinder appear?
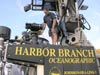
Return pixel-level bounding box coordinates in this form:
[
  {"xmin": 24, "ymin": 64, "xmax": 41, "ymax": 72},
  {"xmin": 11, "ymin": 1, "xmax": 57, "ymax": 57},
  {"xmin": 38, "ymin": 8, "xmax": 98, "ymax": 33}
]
[
  {"xmin": 37, "ymin": 65, "xmax": 44, "ymax": 75},
  {"xmin": 0, "ymin": 38, "xmax": 4, "ymax": 51}
]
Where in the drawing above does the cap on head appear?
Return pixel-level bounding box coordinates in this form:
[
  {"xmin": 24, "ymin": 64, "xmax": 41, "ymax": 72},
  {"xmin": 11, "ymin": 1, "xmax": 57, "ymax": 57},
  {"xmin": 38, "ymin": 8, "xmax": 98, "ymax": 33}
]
[{"xmin": 43, "ymin": 2, "xmax": 52, "ymax": 11}]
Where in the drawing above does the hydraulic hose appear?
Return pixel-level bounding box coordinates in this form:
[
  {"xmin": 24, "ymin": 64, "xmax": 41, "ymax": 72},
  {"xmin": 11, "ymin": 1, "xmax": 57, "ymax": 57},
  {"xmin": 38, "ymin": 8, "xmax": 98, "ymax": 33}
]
[{"xmin": 80, "ymin": 15, "xmax": 91, "ymax": 30}]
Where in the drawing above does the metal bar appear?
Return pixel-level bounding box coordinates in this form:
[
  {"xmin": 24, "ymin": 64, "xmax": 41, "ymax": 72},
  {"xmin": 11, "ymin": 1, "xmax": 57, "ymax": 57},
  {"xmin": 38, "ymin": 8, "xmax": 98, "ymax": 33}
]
[
  {"xmin": 0, "ymin": 38, "xmax": 4, "ymax": 75},
  {"xmin": 0, "ymin": 63, "xmax": 4, "ymax": 75},
  {"xmin": 31, "ymin": 0, "xmax": 34, "ymax": 10},
  {"xmin": 25, "ymin": 67, "xmax": 29, "ymax": 75},
  {"xmin": 3, "ymin": 40, "xmax": 9, "ymax": 63},
  {"xmin": 75, "ymin": 1, "xmax": 83, "ymax": 45},
  {"xmin": 6, "ymin": 63, "xmax": 12, "ymax": 75},
  {"xmin": 32, "ymin": 5, "xmax": 43, "ymax": 6},
  {"xmin": 78, "ymin": 0, "xmax": 84, "ymax": 9}
]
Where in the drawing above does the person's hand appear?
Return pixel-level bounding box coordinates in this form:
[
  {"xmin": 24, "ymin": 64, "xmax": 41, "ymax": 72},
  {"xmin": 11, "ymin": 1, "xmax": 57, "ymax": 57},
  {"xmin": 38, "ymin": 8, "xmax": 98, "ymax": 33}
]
[
  {"xmin": 42, "ymin": 23, "xmax": 46, "ymax": 30},
  {"xmin": 51, "ymin": 28, "xmax": 55, "ymax": 33}
]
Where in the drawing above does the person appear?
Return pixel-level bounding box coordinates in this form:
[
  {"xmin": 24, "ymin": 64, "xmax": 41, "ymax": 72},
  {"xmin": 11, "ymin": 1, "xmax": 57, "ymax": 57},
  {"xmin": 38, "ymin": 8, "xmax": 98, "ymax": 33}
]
[{"xmin": 43, "ymin": 7, "xmax": 59, "ymax": 45}]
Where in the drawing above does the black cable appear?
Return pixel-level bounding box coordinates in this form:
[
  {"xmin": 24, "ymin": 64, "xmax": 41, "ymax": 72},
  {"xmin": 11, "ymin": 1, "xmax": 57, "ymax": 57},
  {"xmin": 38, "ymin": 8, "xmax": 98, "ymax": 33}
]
[
  {"xmin": 59, "ymin": 4, "xmax": 69, "ymax": 45},
  {"xmin": 59, "ymin": 11, "xmax": 67, "ymax": 45},
  {"xmin": 80, "ymin": 15, "xmax": 91, "ymax": 30},
  {"xmin": 83, "ymin": 20, "xmax": 91, "ymax": 30}
]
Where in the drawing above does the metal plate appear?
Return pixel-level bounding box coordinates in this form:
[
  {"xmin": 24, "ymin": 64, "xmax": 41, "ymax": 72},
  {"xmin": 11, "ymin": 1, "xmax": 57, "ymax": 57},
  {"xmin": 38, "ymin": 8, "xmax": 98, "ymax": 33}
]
[{"xmin": 7, "ymin": 45, "xmax": 99, "ymax": 75}]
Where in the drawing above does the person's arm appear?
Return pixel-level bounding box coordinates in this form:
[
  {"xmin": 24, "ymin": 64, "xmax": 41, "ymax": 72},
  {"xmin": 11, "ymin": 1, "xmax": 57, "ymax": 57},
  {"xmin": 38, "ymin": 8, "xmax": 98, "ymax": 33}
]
[
  {"xmin": 52, "ymin": 19, "xmax": 57, "ymax": 29},
  {"xmin": 42, "ymin": 17, "xmax": 46, "ymax": 32},
  {"xmin": 51, "ymin": 13, "xmax": 57, "ymax": 32},
  {"xmin": 41, "ymin": 23, "xmax": 46, "ymax": 33}
]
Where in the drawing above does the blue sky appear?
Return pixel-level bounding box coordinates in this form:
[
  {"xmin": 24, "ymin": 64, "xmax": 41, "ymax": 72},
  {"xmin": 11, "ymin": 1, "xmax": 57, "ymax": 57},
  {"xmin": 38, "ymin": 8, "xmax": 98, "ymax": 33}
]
[{"xmin": 0, "ymin": 0, "xmax": 100, "ymax": 49}]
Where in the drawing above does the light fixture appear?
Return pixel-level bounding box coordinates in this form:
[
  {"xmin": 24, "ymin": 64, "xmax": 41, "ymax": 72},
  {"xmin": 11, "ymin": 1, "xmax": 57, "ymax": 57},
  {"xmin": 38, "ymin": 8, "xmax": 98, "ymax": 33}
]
[
  {"xmin": 80, "ymin": 5, "xmax": 88, "ymax": 10},
  {"xmin": 24, "ymin": 4, "xmax": 31, "ymax": 12}
]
